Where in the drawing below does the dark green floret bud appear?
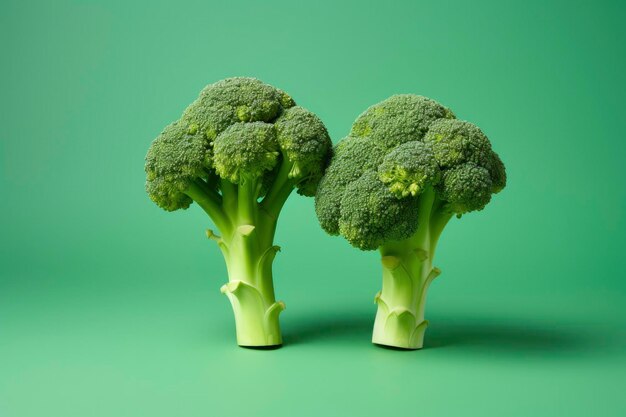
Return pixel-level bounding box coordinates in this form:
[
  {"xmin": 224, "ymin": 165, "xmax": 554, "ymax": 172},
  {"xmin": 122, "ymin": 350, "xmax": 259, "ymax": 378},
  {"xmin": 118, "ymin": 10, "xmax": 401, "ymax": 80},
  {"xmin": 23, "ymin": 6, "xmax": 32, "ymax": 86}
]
[
  {"xmin": 424, "ymin": 119, "xmax": 493, "ymax": 169},
  {"xmin": 181, "ymin": 77, "xmax": 290, "ymax": 141},
  {"xmin": 338, "ymin": 171, "xmax": 420, "ymax": 250},
  {"xmin": 350, "ymin": 94, "xmax": 454, "ymax": 149},
  {"xmin": 145, "ymin": 121, "xmax": 211, "ymax": 211},
  {"xmin": 378, "ymin": 141, "xmax": 440, "ymax": 198},
  {"xmin": 274, "ymin": 106, "xmax": 332, "ymax": 195},
  {"xmin": 439, "ymin": 163, "xmax": 493, "ymax": 214},
  {"xmin": 488, "ymin": 151, "xmax": 507, "ymax": 193},
  {"xmin": 181, "ymin": 100, "xmax": 237, "ymax": 142},
  {"xmin": 329, "ymin": 136, "xmax": 386, "ymax": 177},
  {"xmin": 213, "ymin": 122, "xmax": 279, "ymax": 183},
  {"xmin": 276, "ymin": 89, "xmax": 296, "ymax": 108},
  {"xmin": 145, "ymin": 176, "xmax": 193, "ymax": 211},
  {"xmin": 315, "ymin": 137, "xmax": 386, "ymax": 235}
]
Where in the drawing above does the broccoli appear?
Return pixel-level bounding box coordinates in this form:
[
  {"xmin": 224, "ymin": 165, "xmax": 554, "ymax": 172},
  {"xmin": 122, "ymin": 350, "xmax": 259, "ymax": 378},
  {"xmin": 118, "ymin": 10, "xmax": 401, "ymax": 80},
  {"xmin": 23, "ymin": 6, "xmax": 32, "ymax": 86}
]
[
  {"xmin": 145, "ymin": 77, "xmax": 332, "ymax": 347},
  {"xmin": 315, "ymin": 95, "xmax": 506, "ymax": 349}
]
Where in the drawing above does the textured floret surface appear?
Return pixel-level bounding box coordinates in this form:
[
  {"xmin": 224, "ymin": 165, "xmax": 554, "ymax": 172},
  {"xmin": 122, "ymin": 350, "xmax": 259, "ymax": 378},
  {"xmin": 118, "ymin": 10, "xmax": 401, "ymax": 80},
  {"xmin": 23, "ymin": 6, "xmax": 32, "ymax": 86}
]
[
  {"xmin": 315, "ymin": 94, "xmax": 506, "ymax": 250},
  {"xmin": 146, "ymin": 77, "xmax": 332, "ymax": 210}
]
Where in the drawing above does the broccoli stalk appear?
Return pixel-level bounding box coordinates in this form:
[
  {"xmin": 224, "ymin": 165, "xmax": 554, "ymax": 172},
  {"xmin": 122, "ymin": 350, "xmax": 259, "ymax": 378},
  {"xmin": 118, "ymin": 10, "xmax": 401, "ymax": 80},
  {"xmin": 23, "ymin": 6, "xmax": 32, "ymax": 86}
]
[
  {"xmin": 315, "ymin": 95, "xmax": 506, "ymax": 350},
  {"xmin": 212, "ymin": 162, "xmax": 301, "ymax": 346},
  {"xmin": 193, "ymin": 181, "xmax": 287, "ymax": 348},
  {"xmin": 145, "ymin": 78, "xmax": 331, "ymax": 347},
  {"xmin": 373, "ymin": 187, "xmax": 451, "ymax": 348}
]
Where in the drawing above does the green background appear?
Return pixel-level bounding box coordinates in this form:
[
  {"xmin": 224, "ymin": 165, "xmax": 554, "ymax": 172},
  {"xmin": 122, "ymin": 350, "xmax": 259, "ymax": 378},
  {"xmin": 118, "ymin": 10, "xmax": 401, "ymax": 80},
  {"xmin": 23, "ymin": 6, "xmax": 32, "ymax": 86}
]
[{"xmin": 1, "ymin": 0, "xmax": 625, "ymax": 416}]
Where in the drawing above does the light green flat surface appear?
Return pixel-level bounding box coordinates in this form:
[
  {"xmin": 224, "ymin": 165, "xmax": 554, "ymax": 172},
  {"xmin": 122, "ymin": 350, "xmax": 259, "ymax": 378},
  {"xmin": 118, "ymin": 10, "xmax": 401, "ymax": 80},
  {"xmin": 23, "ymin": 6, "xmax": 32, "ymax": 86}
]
[{"xmin": 1, "ymin": 1, "xmax": 625, "ymax": 416}]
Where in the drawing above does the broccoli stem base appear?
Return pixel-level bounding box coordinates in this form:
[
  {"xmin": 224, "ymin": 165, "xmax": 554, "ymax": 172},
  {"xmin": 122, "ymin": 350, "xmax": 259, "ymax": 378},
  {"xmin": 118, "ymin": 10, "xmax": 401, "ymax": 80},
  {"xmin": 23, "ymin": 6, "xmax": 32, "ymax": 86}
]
[
  {"xmin": 216, "ymin": 213, "xmax": 285, "ymax": 347},
  {"xmin": 221, "ymin": 277, "xmax": 284, "ymax": 347},
  {"xmin": 372, "ymin": 241, "xmax": 440, "ymax": 349},
  {"xmin": 372, "ymin": 191, "xmax": 450, "ymax": 350}
]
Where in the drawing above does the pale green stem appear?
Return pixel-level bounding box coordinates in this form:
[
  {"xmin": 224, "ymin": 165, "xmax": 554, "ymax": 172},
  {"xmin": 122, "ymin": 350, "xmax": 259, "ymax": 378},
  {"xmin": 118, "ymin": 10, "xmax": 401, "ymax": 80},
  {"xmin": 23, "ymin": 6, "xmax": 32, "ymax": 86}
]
[{"xmin": 372, "ymin": 187, "xmax": 447, "ymax": 350}]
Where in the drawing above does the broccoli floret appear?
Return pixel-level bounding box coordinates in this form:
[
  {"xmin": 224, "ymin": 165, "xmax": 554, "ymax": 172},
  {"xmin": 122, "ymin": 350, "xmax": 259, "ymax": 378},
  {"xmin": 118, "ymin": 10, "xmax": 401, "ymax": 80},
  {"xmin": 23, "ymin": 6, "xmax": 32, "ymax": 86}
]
[
  {"xmin": 213, "ymin": 122, "xmax": 280, "ymax": 184},
  {"xmin": 315, "ymin": 136, "xmax": 386, "ymax": 235},
  {"xmin": 439, "ymin": 162, "xmax": 493, "ymax": 215},
  {"xmin": 378, "ymin": 141, "xmax": 441, "ymax": 198},
  {"xmin": 145, "ymin": 122, "xmax": 211, "ymax": 211},
  {"xmin": 339, "ymin": 171, "xmax": 420, "ymax": 250},
  {"xmin": 489, "ymin": 151, "xmax": 507, "ymax": 193},
  {"xmin": 145, "ymin": 77, "xmax": 331, "ymax": 348},
  {"xmin": 274, "ymin": 106, "xmax": 332, "ymax": 196},
  {"xmin": 315, "ymin": 94, "xmax": 506, "ymax": 350},
  {"xmin": 424, "ymin": 118, "xmax": 506, "ymax": 196},
  {"xmin": 350, "ymin": 94, "xmax": 455, "ymax": 149}
]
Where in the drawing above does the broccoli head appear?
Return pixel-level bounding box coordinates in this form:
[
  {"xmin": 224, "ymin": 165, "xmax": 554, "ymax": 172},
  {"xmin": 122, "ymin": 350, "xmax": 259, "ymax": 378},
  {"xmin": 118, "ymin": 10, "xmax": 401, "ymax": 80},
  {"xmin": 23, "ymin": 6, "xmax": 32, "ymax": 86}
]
[
  {"xmin": 315, "ymin": 94, "xmax": 506, "ymax": 349},
  {"xmin": 145, "ymin": 77, "xmax": 332, "ymax": 347}
]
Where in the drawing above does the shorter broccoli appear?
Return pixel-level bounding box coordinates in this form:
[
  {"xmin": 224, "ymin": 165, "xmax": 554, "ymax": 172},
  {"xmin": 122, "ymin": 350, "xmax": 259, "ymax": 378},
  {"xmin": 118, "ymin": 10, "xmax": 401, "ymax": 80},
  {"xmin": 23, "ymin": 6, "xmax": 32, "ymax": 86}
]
[
  {"xmin": 146, "ymin": 78, "xmax": 331, "ymax": 347},
  {"xmin": 315, "ymin": 95, "xmax": 506, "ymax": 349}
]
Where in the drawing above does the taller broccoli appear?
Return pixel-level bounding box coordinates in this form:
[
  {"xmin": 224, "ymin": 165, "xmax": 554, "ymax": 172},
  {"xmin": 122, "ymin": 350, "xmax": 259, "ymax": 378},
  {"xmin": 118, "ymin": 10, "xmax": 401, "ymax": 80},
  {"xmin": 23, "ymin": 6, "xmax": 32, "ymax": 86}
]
[
  {"xmin": 146, "ymin": 78, "xmax": 331, "ymax": 347},
  {"xmin": 315, "ymin": 95, "xmax": 506, "ymax": 349}
]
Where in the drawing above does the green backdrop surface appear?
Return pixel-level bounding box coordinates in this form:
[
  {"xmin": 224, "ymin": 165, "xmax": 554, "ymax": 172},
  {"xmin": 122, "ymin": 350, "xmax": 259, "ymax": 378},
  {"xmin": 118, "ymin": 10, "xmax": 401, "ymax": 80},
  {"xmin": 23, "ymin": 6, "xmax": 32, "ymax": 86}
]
[{"xmin": 1, "ymin": 1, "xmax": 625, "ymax": 416}]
